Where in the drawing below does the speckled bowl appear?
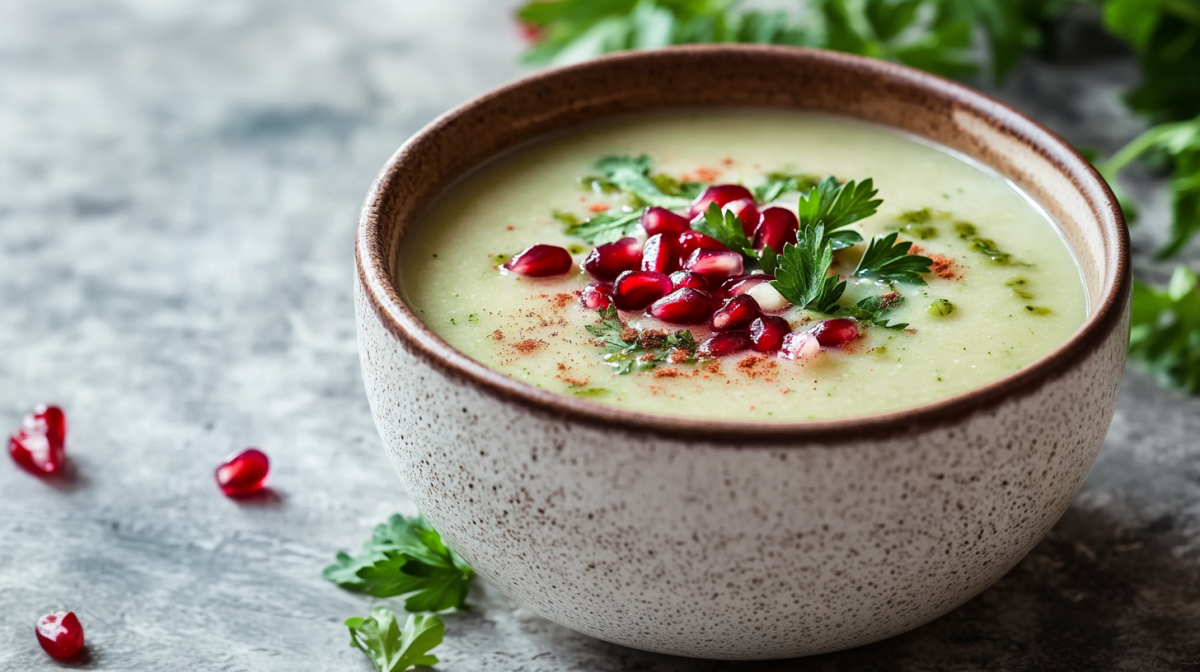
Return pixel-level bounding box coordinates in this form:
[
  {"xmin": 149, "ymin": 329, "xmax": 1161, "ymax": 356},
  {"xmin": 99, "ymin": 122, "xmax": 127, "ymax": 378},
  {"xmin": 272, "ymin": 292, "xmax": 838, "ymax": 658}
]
[{"xmin": 354, "ymin": 46, "xmax": 1129, "ymax": 660}]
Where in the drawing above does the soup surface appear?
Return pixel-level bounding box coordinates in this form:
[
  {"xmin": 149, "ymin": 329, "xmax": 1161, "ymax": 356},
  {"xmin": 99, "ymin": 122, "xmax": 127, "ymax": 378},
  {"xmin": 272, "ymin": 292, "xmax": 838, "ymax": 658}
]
[{"xmin": 399, "ymin": 110, "xmax": 1087, "ymax": 421}]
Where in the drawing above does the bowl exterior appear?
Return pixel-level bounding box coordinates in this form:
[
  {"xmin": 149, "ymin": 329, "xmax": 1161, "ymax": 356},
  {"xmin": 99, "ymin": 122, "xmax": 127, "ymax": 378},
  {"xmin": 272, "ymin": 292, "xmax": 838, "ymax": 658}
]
[{"xmin": 356, "ymin": 274, "xmax": 1128, "ymax": 659}]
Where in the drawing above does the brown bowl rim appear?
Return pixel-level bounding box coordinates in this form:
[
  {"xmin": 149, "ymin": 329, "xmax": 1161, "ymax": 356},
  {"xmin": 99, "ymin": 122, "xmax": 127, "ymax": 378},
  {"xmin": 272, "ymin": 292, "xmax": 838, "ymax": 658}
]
[{"xmin": 356, "ymin": 45, "xmax": 1129, "ymax": 446}]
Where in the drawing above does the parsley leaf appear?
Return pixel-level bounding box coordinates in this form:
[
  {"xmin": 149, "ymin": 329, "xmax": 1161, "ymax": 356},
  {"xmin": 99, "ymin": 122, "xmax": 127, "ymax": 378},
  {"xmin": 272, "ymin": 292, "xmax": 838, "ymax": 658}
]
[
  {"xmin": 796, "ymin": 176, "xmax": 879, "ymax": 249},
  {"xmin": 693, "ymin": 203, "xmax": 753, "ymax": 254},
  {"xmin": 1104, "ymin": 0, "xmax": 1200, "ymax": 123},
  {"xmin": 853, "ymin": 232, "xmax": 933, "ymax": 284},
  {"xmin": 324, "ymin": 514, "xmax": 474, "ymax": 613},
  {"xmin": 839, "ymin": 292, "xmax": 910, "ymax": 330},
  {"xmin": 1099, "ymin": 114, "xmax": 1200, "ymax": 258},
  {"xmin": 1130, "ymin": 264, "xmax": 1200, "ymax": 393},
  {"xmin": 770, "ymin": 223, "xmax": 846, "ymax": 313},
  {"xmin": 753, "ymin": 171, "xmax": 821, "ymax": 203},
  {"xmin": 345, "ymin": 608, "xmax": 443, "ymax": 672},
  {"xmin": 819, "ymin": 0, "xmax": 977, "ymax": 80},
  {"xmin": 594, "ymin": 154, "xmax": 692, "ymax": 208},
  {"xmin": 561, "ymin": 208, "xmax": 644, "ymax": 245}
]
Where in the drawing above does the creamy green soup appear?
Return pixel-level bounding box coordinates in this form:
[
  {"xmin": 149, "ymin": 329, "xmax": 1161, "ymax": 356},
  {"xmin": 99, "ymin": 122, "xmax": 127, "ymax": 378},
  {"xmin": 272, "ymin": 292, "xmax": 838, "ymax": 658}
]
[{"xmin": 399, "ymin": 110, "xmax": 1087, "ymax": 421}]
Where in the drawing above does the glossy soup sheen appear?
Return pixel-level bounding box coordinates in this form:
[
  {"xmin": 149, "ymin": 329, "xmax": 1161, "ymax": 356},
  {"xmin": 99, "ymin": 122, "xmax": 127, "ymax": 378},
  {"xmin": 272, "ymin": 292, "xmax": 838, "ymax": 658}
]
[{"xmin": 398, "ymin": 110, "xmax": 1087, "ymax": 421}]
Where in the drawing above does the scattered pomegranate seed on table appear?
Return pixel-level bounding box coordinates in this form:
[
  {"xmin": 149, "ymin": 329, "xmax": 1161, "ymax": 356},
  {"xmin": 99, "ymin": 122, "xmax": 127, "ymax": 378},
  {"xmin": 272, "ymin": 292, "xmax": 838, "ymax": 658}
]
[
  {"xmin": 583, "ymin": 237, "xmax": 641, "ymax": 281},
  {"xmin": 7, "ymin": 405, "xmax": 67, "ymax": 476},
  {"xmin": 649, "ymin": 288, "xmax": 717, "ymax": 325},
  {"xmin": 502, "ymin": 244, "xmax": 572, "ymax": 277},
  {"xmin": 36, "ymin": 611, "xmax": 84, "ymax": 661},
  {"xmin": 215, "ymin": 448, "xmax": 270, "ymax": 497}
]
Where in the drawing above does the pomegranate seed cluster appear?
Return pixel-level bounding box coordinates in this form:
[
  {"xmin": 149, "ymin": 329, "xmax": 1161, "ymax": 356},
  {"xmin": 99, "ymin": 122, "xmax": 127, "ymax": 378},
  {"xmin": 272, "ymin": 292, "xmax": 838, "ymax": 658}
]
[{"xmin": 500, "ymin": 184, "xmax": 864, "ymax": 364}]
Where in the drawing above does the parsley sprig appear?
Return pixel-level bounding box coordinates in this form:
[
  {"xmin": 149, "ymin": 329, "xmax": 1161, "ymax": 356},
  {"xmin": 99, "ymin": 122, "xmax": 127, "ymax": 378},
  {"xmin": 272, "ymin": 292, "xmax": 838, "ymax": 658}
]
[
  {"xmin": 1130, "ymin": 265, "xmax": 1200, "ymax": 393},
  {"xmin": 586, "ymin": 306, "xmax": 697, "ymax": 374},
  {"xmin": 324, "ymin": 514, "xmax": 474, "ymax": 613},
  {"xmin": 692, "ymin": 203, "xmax": 753, "ymax": 253},
  {"xmin": 753, "ymin": 171, "xmax": 821, "ymax": 203},
  {"xmin": 796, "ymin": 176, "xmax": 880, "ymax": 249},
  {"xmin": 771, "ymin": 223, "xmax": 846, "ymax": 314},
  {"xmin": 854, "ymin": 232, "xmax": 933, "ymax": 284},
  {"xmin": 345, "ymin": 609, "xmax": 443, "ymax": 672},
  {"xmin": 557, "ymin": 209, "xmax": 643, "ymax": 245},
  {"xmin": 840, "ymin": 293, "xmax": 911, "ymax": 330}
]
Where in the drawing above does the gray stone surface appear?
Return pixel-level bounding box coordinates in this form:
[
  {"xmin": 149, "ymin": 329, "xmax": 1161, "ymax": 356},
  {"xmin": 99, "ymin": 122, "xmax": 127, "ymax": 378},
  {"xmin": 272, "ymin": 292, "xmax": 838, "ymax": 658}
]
[{"xmin": 1, "ymin": 1, "xmax": 1197, "ymax": 669}]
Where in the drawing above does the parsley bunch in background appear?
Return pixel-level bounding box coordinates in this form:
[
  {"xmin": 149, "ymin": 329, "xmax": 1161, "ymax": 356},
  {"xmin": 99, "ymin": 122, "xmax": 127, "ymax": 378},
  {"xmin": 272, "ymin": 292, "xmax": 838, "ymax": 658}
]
[{"xmin": 516, "ymin": 0, "xmax": 1200, "ymax": 393}]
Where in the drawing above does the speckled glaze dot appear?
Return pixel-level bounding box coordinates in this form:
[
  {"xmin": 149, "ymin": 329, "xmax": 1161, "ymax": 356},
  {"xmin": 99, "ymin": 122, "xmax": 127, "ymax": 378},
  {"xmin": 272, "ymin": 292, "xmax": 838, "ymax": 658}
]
[{"xmin": 354, "ymin": 46, "xmax": 1129, "ymax": 660}]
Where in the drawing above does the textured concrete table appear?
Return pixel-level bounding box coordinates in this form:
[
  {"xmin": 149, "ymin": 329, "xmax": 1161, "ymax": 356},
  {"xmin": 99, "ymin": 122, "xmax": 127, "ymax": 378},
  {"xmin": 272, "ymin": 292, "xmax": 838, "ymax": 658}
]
[{"xmin": 1, "ymin": 1, "xmax": 1198, "ymax": 670}]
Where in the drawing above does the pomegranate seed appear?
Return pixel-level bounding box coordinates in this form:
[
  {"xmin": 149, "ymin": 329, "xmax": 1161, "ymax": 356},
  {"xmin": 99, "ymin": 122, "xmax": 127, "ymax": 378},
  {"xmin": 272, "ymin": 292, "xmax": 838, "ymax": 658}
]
[
  {"xmin": 642, "ymin": 207, "xmax": 690, "ymax": 236},
  {"xmin": 711, "ymin": 295, "xmax": 762, "ymax": 331},
  {"xmin": 750, "ymin": 316, "xmax": 791, "ymax": 352},
  {"xmin": 698, "ymin": 332, "xmax": 752, "ymax": 358},
  {"xmin": 722, "ymin": 274, "xmax": 775, "ymax": 297},
  {"xmin": 36, "ymin": 611, "xmax": 84, "ymax": 661},
  {"xmin": 669, "ymin": 270, "xmax": 708, "ymax": 291},
  {"xmin": 641, "ymin": 234, "xmax": 679, "ymax": 274},
  {"xmin": 583, "ymin": 237, "xmax": 641, "ymax": 281},
  {"xmin": 8, "ymin": 405, "xmax": 67, "ymax": 476},
  {"xmin": 580, "ymin": 282, "xmax": 613, "ymax": 310},
  {"xmin": 779, "ymin": 331, "xmax": 821, "ymax": 360},
  {"xmin": 502, "ymin": 244, "xmax": 572, "ymax": 277},
  {"xmin": 612, "ymin": 270, "xmax": 673, "ymax": 311},
  {"xmin": 649, "ymin": 288, "xmax": 717, "ymax": 325},
  {"xmin": 723, "ymin": 198, "xmax": 761, "ymax": 237},
  {"xmin": 215, "ymin": 448, "xmax": 270, "ymax": 497},
  {"xmin": 676, "ymin": 230, "xmax": 728, "ymax": 265},
  {"xmin": 689, "ymin": 184, "xmax": 754, "ymax": 219},
  {"xmin": 753, "ymin": 207, "xmax": 799, "ymax": 252},
  {"xmin": 813, "ymin": 318, "xmax": 860, "ymax": 347},
  {"xmin": 684, "ymin": 248, "xmax": 744, "ymax": 283}
]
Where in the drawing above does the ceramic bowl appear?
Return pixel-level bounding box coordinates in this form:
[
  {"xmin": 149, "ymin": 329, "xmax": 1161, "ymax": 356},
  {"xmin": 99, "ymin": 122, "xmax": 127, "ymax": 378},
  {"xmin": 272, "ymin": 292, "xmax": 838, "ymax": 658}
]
[{"xmin": 354, "ymin": 46, "xmax": 1129, "ymax": 660}]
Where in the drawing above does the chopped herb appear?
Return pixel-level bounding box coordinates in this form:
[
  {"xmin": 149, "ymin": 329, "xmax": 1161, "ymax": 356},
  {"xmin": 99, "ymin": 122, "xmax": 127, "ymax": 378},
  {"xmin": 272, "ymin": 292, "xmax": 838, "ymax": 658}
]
[
  {"xmin": 841, "ymin": 293, "xmax": 909, "ymax": 330},
  {"xmin": 566, "ymin": 244, "xmax": 587, "ymax": 255},
  {"xmin": 1006, "ymin": 277, "xmax": 1034, "ymax": 300},
  {"xmin": 899, "ymin": 208, "xmax": 934, "ymax": 224},
  {"xmin": 928, "ymin": 298, "xmax": 956, "ymax": 317},
  {"xmin": 770, "ymin": 223, "xmax": 845, "ymax": 314},
  {"xmin": 1024, "ymin": 305, "xmax": 1052, "ymax": 316},
  {"xmin": 324, "ymin": 514, "xmax": 474, "ymax": 613},
  {"xmin": 650, "ymin": 173, "xmax": 705, "ymax": 199},
  {"xmin": 753, "ymin": 171, "xmax": 821, "ymax": 203},
  {"xmin": 594, "ymin": 155, "xmax": 691, "ymax": 208},
  {"xmin": 1129, "ymin": 265, "xmax": 1200, "ymax": 393},
  {"xmin": 562, "ymin": 208, "xmax": 643, "ymax": 245},
  {"xmin": 585, "ymin": 306, "xmax": 697, "ymax": 374},
  {"xmin": 552, "ymin": 210, "xmax": 581, "ymax": 227},
  {"xmin": 572, "ymin": 387, "xmax": 610, "ymax": 398},
  {"xmin": 578, "ymin": 174, "xmax": 620, "ymax": 195},
  {"xmin": 970, "ymin": 237, "xmax": 1013, "ymax": 265},
  {"xmin": 345, "ymin": 608, "xmax": 443, "ymax": 672},
  {"xmin": 491, "ymin": 253, "xmax": 511, "ymax": 265},
  {"xmin": 953, "ymin": 221, "xmax": 978, "ymax": 238},
  {"xmin": 853, "ymin": 232, "xmax": 933, "ymax": 284}
]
